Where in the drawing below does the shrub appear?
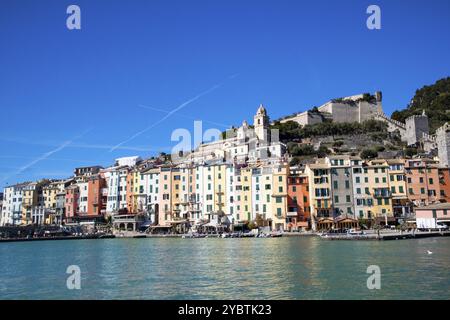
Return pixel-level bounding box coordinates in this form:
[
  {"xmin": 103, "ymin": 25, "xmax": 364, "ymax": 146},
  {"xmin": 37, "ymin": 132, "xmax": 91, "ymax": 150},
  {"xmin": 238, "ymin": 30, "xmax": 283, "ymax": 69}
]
[{"xmin": 360, "ymin": 148, "xmax": 378, "ymax": 159}]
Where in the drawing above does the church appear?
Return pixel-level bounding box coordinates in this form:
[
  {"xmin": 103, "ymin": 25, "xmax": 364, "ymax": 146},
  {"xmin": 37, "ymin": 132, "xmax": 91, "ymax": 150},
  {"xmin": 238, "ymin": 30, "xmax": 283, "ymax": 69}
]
[{"xmin": 180, "ymin": 105, "xmax": 286, "ymax": 165}]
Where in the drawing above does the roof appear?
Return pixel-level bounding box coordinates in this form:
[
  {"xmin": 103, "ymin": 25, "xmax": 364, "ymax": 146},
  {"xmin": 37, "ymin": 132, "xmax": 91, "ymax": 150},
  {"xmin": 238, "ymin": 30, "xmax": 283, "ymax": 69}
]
[{"xmin": 414, "ymin": 203, "xmax": 450, "ymax": 211}]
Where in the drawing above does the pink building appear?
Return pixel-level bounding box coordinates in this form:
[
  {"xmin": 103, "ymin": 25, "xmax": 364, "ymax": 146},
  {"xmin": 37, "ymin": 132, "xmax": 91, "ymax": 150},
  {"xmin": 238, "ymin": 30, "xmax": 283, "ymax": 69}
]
[
  {"xmin": 415, "ymin": 203, "xmax": 450, "ymax": 229},
  {"xmin": 65, "ymin": 185, "xmax": 79, "ymax": 222}
]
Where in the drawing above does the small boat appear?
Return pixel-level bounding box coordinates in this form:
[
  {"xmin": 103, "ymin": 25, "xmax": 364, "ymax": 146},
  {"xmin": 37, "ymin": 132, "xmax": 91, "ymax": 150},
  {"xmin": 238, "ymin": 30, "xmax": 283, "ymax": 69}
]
[{"xmin": 270, "ymin": 232, "xmax": 283, "ymax": 238}]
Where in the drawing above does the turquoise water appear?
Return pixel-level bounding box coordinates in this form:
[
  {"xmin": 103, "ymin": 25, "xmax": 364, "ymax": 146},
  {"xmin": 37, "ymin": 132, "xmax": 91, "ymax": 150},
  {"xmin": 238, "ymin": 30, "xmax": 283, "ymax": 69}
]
[{"xmin": 0, "ymin": 237, "xmax": 449, "ymax": 299}]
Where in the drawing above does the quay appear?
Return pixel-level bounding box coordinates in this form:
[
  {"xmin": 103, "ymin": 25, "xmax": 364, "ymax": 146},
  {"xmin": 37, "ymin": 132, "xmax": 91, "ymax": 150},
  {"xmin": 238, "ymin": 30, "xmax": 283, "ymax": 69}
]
[
  {"xmin": 0, "ymin": 234, "xmax": 115, "ymax": 243},
  {"xmin": 2, "ymin": 230, "xmax": 450, "ymax": 242},
  {"xmin": 319, "ymin": 230, "xmax": 450, "ymax": 241}
]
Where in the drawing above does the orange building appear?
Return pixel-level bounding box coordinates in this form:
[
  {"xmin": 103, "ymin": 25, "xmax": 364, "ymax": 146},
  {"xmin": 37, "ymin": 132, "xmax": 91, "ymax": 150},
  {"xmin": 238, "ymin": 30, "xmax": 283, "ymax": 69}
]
[
  {"xmin": 438, "ymin": 167, "xmax": 450, "ymax": 203},
  {"xmin": 87, "ymin": 175, "xmax": 106, "ymax": 217},
  {"xmin": 405, "ymin": 159, "xmax": 440, "ymax": 206},
  {"xmin": 65, "ymin": 185, "xmax": 79, "ymax": 222},
  {"xmin": 126, "ymin": 170, "xmax": 136, "ymax": 214},
  {"xmin": 287, "ymin": 166, "xmax": 310, "ymax": 230}
]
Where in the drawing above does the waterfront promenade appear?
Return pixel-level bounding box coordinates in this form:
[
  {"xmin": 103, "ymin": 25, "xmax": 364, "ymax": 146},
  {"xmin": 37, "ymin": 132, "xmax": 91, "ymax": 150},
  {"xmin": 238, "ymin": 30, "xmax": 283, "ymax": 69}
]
[{"xmin": 1, "ymin": 229, "xmax": 449, "ymax": 242}]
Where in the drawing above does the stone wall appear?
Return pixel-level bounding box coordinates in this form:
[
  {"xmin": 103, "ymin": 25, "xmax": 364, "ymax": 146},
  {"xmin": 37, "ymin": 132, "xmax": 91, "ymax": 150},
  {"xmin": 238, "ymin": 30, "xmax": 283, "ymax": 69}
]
[
  {"xmin": 405, "ymin": 114, "xmax": 429, "ymax": 146},
  {"xmin": 437, "ymin": 124, "xmax": 450, "ymax": 166}
]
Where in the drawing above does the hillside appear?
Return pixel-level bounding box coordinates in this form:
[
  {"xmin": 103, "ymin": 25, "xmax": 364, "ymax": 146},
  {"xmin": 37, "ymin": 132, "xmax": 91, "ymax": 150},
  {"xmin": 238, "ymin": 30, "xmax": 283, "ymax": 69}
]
[
  {"xmin": 391, "ymin": 77, "xmax": 450, "ymax": 133},
  {"xmin": 270, "ymin": 120, "xmax": 410, "ymax": 165}
]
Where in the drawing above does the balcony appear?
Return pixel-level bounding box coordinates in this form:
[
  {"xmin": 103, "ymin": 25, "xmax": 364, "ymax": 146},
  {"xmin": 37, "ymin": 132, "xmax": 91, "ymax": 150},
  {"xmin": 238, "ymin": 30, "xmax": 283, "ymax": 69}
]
[
  {"xmin": 287, "ymin": 211, "xmax": 298, "ymax": 217},
  {"xmin": 373, "ymin": 190, "xmax": 391, "ymax": 198}
]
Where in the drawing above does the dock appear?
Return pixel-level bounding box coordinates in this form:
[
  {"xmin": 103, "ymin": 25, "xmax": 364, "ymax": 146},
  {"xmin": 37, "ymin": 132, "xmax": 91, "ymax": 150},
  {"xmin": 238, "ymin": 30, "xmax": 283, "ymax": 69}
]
[{"xmin": 319, "ymin": 230, "xmax": 450, "ymax": 241}]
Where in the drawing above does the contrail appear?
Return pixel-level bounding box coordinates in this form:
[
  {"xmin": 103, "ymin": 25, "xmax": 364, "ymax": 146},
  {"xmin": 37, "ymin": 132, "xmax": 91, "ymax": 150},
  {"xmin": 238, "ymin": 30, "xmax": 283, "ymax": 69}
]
[
  {"xmin": 0, "ymin": 137, "xmax": 170, "ymax": 152},
  {"xmin": 0, "ymin": 129, "xmax": 91, "ymax": 183},
  {"xmin": 138, "ymin": 104, "xmax": 231, "ymax": 128},
  {"xmin": 110, "ymin": 75, "xmax": 238, "ymax": 152}
]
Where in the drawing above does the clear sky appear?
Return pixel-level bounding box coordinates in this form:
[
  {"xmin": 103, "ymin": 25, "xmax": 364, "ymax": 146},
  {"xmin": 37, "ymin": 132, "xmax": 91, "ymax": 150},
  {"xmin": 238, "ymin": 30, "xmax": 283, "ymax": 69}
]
[{"xmin": 0, "ymin": 0, "xmax": 449, "ymax": 189}]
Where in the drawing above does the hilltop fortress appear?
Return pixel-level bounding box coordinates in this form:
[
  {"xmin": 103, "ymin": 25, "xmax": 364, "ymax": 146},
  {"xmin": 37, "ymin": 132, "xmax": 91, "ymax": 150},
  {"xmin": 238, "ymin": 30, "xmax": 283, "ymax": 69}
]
[
  {"xmin": 280, "ymin": 91, "xmax": 383, "ymax": 126},
  {"xmin": 184, "ymin": 91, "xmax": 450, "ymax": 167}
]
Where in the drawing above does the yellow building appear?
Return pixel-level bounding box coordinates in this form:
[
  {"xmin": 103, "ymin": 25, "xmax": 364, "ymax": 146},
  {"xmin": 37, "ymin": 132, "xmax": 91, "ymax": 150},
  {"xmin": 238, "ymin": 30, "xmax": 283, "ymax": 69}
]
[
  {"xmin": 214, "ymin": 164, "xmax": 227, "ymax": 214},
  {"xmin": 306, "ymin": 161, "xmax": 333, "ymax": 231},
  {"xmin": 367, "ymin": 160, "xmax": 393, "ymax": 223},
  {"xmin": 240, "ymin": 167, "xmax": 253, "ymax": 222},
  {"xmin": 387, "ymin": 159, "xmax": 408, "ymax": 218},
  {"xmin": 271, "ymin": 164, "xmax": 288, "ymax": 231},
  {"xmin": 21, "ymin": 182, "xmax": 40, "ymax": 225}
]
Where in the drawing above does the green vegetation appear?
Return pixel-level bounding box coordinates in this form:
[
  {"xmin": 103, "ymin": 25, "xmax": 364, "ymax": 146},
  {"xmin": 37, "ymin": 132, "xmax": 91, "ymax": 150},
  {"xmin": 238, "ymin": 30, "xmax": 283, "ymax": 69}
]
[
  {"xmin": 330, "ymin": 93, "xmax": 376, "ymax": 105},
  {"xmin": 360, "ymin": 148, "xmax": 378, "ymax": 159},
  {"xmin": 271, "ymin": 119, "xmax": 388, "ymax": 143},
  {"xmin": 404, "ymin": 146, "xmax": 418, "ymax": 158},
  {"xmin": 391, "ymin": 77, "xmax": 450, "ymax": 133}
]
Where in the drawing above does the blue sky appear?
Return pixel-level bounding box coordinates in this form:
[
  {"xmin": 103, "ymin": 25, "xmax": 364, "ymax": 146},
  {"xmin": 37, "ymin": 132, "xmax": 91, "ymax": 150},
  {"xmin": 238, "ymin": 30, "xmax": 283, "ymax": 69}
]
[{"xmin": 0, "ymin": 0, "xmax": 449, "ymax": 189}]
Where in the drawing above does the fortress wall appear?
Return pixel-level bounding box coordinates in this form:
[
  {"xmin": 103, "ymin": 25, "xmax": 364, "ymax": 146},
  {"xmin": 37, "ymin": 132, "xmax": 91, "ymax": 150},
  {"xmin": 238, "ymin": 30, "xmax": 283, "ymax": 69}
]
[
  {"xmin": 437, "ymin": 124, "xmax": 450, "ymax": 166},
  {"xmin": 328, "ymin": 103, "xmax": 360, "ymax": 123}
]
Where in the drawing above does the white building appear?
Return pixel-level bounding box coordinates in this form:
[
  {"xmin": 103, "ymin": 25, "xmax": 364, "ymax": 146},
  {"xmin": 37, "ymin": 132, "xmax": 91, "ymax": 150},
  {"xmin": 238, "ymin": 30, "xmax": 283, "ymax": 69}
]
[
  {"xmin": 1, "ymin": 183, "xmax": 26, "ymax": 226},
  {"xmin": 78, "ymin": 180, "xmax": 89, "ymax": 214},
  {"xmin": 103, "ymin": 166, "xmax": 129, "ymax": 215},
  {"xmin": 115, "ymin": 156, "xmax": 141, "ymax": 167},
  {"xmin": 179, "ymin": 105, "xmax": 286, "ymax": 165}
]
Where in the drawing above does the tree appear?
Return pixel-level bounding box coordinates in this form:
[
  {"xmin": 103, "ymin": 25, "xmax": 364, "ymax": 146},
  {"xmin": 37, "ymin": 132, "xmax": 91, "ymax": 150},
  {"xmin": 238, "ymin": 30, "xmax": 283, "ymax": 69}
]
[
  {"xmin": 360, "ymin": 148, "xmax": 378, "ymax": 159},
  {"xmin": 290, "ymin": 157, "xmax": 301, "ymax": 166},
  {"xmin": 391, "ymin": 77, "xmax": 450, "ymax": 133}
]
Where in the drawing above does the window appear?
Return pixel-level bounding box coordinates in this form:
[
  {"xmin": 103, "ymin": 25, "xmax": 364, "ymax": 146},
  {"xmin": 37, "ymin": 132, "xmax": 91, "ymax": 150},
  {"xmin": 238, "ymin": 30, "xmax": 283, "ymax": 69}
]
[
  {"xmin": 375, "ymin": 178, "xmax": 379, "ymax": 183},
  {"xmin": 333, "ymin": 181, "xmax": 338, "ymax": 189},
  {"xmin": 277, "ymin": 208, "xmax": 282, "ymax": 217},
  {"xmin": 429, "ymin": 178, "xmax": 434, "ymax": 185},
  {"xmin": 357, "ymin": 188, "xmax": 361, "ymax": 194},
  {"xmin": 334, "ymin": 196, "xmax": 339, "ymax": 203},
  {"xmin": 356, "ymin": 177, "xmax": 360, "ymax": 183},
  {"xmin": 345, "ymin": 181, "xmax": 350, "ymax": 189},
  {"xmin": 399, "ymin": 186, "xmax": 404, "ymax": 193},
  {"xmin": 275, "ymin": 197, "xmax": 282, "ymax": 203},
  {"xmin": 384, "ymin": 198, "xmax": 389, "ymax": 205},
  {"xmin": 346, "ymin": 195, "xmax": 351, "ymax": 202}
]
